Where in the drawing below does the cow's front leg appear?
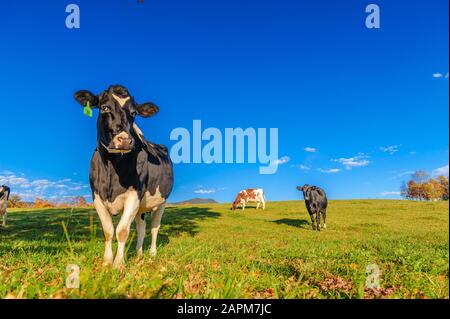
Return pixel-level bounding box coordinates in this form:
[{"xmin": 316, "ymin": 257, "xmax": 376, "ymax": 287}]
[
  {"xmin": 113, "ymin": 192, "xmax": 140, "ymax": 268},
  {"xmin": 322, "ymin": 211, "xmax": 327, "ymax": 229},
  {"xmin": 93, "ymin": 195, "xmax": 114, "ymax": 266},
  {"xmin": 315, "ymin": 211, "xmax": 321, "ymax": 231},
  {"xmin": 134, "ymin": 213, "xmax": 146, "ymax": 256},
  {"xmin": 2, "ymin": 212, "xmax": 6, "ymax": 227},
  {"xmin": 309, "ymin": 213, "xmax": 316, "ymax": 230},
  {"xmin": 150, "ymin": 204, "xmax": 165, "ymax": 257},
  {"xmin": 256, "ymin": 201, "xmax": 260, "ymax": 209}
]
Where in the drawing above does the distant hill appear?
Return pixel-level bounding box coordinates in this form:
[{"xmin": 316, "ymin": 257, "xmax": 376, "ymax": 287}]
[{"xmin": 170, "ymin": 198, "xmax": 218, "ymax": 205}]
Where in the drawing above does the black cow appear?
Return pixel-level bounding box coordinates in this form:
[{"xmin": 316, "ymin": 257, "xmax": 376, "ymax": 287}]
[
  {"xmin": 296, "ymin": 184, "xmax": 327, "ymax": 231},
  {"xmin": 0, "ymin": 185, "xmax": 10, "ymax": 227},
  {"xmin": 74, "ymin": 85, "xmax": 174, "ymax": 268}
]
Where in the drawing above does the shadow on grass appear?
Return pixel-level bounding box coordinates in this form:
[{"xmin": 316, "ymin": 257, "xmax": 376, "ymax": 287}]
[
  {"xmin": 0, "ymin": 206, "xmax": 221, "ymax": 255},
  {"xmin": 272, "ymin": 218, "xmax": 310, "ymax": 229}
]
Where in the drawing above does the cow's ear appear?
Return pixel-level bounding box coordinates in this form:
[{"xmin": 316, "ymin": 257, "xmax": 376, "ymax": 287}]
[
  {"xmin": 136, "ymin": 102, "xmax": 159, "ymax": 118},
  {"xmin": 74, "ymin": 90, "xmax": 99, "ymax": 107}
]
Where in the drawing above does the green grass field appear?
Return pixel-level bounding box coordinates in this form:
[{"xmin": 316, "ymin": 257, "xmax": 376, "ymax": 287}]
[{"xmin": 0, "ymin": 200, "xmax": 448, "ymax": 299}]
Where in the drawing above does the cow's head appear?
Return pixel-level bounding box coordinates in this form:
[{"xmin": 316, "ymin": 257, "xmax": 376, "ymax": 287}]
[
  {"xmin": 296, "ymin": 184, "xmax": 312, "ymax": 201},
  {"xmin": 74, "ymin": 85, "xmax": 159, "ymax": 154},
  {"xmin": 0, "ymin": 185, "xmax": 10, "ymax": 201},
  {"xmin": 231, "ymin": 191, "xmax": 246, "ymax": 210}
]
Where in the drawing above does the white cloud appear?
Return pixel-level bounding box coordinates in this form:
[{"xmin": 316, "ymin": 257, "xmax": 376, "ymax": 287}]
[
  {"xmin": 332, "ymin": 153, "xmax": 370, "ymax": 169},
  {"xmin": 0, "ymin": 170, "xmax": 90, "ymax": 201},
  {"xmin": 433, "ymin": 72, "xmax": 449, "ymax": 79},
  {"xmin": 297, "ymin": 164, "xmax": 311, "ymax": 171},
  {"xmin": 380, "ymin": 145, "xmax": 400, "ymax": 155},
  {"xmin": 274, "ymin": 156, "xmax": 290, "ymax": 165},
  {"xmin": 394, "ymin": 170, "xmax": 415, "ymax": 179},
  {"xmin": 304, "ymin": 147, "xmax": 317, "ymax": 153},
  {"xmin": 433, "ymin": 164, "xmax": 449, "ymax": 177},
  {"xmin": 318, "ymin": 168, "xmax": 341, "ymax": 174},
  {"xmin": 380, "ymin": 191, "xmax": 401, "ymax": 196},
  {"xmin": 194, "ymin": 189, "xmax": 216, "ymax": 194}
]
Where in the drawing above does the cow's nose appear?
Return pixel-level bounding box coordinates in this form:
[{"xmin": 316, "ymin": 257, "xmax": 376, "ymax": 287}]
[{"xmin": 117, "ymin": 136, "xmax": 131, "ymax": 145}]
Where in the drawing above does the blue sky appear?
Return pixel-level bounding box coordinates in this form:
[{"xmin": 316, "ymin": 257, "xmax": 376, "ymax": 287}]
[{"xmin": 0, "ymin": 0, "xmax": 448, "ymax": 203}]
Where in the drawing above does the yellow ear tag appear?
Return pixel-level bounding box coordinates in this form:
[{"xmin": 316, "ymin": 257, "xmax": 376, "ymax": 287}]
[{"xmin": 83, "ymin": 101, "xmax": 93, "ymax": 117}]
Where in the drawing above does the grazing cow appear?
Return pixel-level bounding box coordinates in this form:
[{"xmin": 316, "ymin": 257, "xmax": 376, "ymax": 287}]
[
  {"xmin": 74, "ymin": 85, "xmax": 174, "ymax": 268},
  {"xmin": 231, "ymin": 188, "xmax": 266, "ymax": 211},
  {"xmin": 0, "ymin": 185, "xmax": 10, "ymax": 227},
  {"xmin": 296, "ymin": 184, "xmax": 327, "ymax": 231}
]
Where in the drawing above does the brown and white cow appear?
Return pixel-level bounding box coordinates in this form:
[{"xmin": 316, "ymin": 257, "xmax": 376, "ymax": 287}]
[{"xmin": 231, "ymin": 188, "xmax": 266, "ymax": 211}]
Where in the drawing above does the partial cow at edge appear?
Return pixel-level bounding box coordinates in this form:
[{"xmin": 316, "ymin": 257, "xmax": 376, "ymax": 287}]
[
  {"xmin": 297, "ymin": 184, "xmax": 327, "ymax": 231},
  {"xmin": 0, "ymin": 185, "xmax": 10, "ymax": 227},
  {"xmin": 73, "ymin": 85, "xmax": 174, "ymax": 268},
  {"xmin": 231, "ymin": 188, "xmax": 266, "ymax": 211}
]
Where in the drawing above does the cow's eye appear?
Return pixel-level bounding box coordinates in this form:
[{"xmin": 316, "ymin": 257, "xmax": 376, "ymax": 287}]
[{"xmin": 101, "ymin": 105, "xmax": 110, "ymax": 112}]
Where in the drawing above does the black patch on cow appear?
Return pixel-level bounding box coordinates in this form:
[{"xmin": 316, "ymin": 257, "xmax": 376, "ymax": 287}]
[
  {"xmin": 90, "ymin": 128, "xmax": 174, "ymax": 203},
  {"xmin": 0, "ymin": 185, "xmax": 10, "ymax": 201}
]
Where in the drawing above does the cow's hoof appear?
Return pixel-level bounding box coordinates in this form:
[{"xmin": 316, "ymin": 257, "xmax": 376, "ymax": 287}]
[
  {"xmin": 136, "ymin": 249, "xmax": 143, "ymax": 256},
  {"xmin": 112, "ymin": 259, "xmax": 126, "ymax": 270},
  {"xmin": 149, "ymin": 250, "xmax": 157, "ymax": 258},
  {"xmin": 323, "ymin": 224, "xmax": 327, "ymax": 229},
  {"xmin": 103, "ymin": 257, "xmax": 113, "ymax": 267}
]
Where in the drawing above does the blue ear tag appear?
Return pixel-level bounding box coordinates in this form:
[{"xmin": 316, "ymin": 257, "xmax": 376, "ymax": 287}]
[{"xmin": 83, "ymin": 101, "xmax": 93, "ymax": 117}]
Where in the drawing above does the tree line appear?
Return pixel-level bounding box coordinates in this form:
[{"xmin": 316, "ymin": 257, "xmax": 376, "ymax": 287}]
[
  {"xmin": 7, "ymin": 195, "xmax": 91, "ymax": 208},
  {"xmin": 401, "ymin": 171, "xmax": 449, "ymax": 201}
]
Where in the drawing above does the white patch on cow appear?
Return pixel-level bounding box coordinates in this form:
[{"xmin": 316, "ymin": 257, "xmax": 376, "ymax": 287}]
[
  {"xmin": 134, "ymin": 214, "xmax": 146, "ymax": 255},
  {"xmin": 113, "ymin": 189, "xmax": 140, "ymax": 268},
  {"xmin": 323, "ymin": 223, "xmax": 327, "ymax": 229},
  {"xmin": 133, "ymin": 123, "xmax": 145, "ymax": 143},
  {"xmin": 149, "ymin": 204, "xmax": 166, "ymax": 257},
  {"xmin": 140, "ymin": 187, "xmax": 166, "ymax": 213},
  {"xmin": 93, "ymin": 193, "xmax": 114, "ymax": 265},
  {"xmin": 94, "ymin": 187, "xmax": 167, "ymax": 267},
  {"xmin": 112, "ymin": 93, "xmax": 130, "ymax": 108},
  {"xmin": 240, "ymin": 198, "xmax": 246, "ymax": 211}
]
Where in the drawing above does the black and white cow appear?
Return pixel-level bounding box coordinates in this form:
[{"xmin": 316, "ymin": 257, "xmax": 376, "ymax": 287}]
[
  {"xmin": 74, "ymin": 85, "xmax": 173, "ymax": 268},
  {"xmin": 296, "ymin": 184, "xmax": 327, "ymax": 231},
  {"xmin": 0, "ymin": 185, "xmax": 10, "ymax": 227}
]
